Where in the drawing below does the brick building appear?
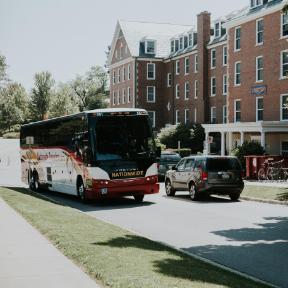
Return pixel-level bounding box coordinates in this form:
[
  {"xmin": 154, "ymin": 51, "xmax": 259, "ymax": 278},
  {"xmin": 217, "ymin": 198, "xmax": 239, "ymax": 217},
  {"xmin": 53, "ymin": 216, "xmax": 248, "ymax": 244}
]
[{"xmin": 108, "ymin": 0, "xmax": 288, "ymax": 156}]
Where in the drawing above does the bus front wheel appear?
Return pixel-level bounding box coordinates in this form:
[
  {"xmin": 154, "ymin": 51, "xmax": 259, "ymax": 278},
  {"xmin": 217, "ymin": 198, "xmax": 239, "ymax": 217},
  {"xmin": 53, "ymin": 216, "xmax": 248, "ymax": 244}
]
[
  {"xmin": 134, "ymin": 194, "xmax": 144, "ymax": 203},
  {"xmin": 77, "ymin": 178, "xmax": 87, "ymax": 203}
]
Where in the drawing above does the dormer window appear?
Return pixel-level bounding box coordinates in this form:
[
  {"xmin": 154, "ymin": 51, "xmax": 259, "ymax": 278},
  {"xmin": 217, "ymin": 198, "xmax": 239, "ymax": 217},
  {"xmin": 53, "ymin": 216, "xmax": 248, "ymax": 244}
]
[
  {"xmin": 171, "ymin": 40, "xmax": 175, "ymax": 53},
  {"xmin": 175, "ymin": 39, "xmax": 179, "ymax": 52},
  {"xmin": 250, "ymin": 0, "xmax": 263, "ymax": 9},
  {"xmin": 188, "ymin": 33, "xmax": 193, "ymax": 47},
  {"xmin": 145, "ymin": 40, "xmax": 156, "ymax": 54},
  {"xmin": 184, "ymin": 36, "xmax": 188, "ymax": 49},
  {"xmin": 214, "ymin": 22, "xmax": 221, "ymax": 38},
  {"xmin": 179, "ymin": 37, "xmax": 184, "ymax": 50}
]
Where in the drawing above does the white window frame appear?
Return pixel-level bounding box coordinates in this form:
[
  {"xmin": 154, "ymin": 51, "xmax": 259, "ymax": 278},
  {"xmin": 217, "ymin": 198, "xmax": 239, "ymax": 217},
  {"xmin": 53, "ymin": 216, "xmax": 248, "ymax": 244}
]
[
  {"xmin": 194, "ymin": 108, "xmax": 197, "ymax": 123},
  {"xmin": 128, "ymin": 64, "xmax": 131, "ymax": 80},
  {"xmin": 280, "ymin": 50, "xmax": 288, "ymax": 79},
  {"xmin": 184, "ymin": 82, "xmax": 190, "ymax": 100},
  {"xmin": 171, "ymin": 39, "xmax": 175, "ymax": 53},
  {"xmin": 223, "ymin": 74, "xmax": 227, "ymax": 95},
  {"xmin": 256, "ymin": 18, "xmax": 264, "ymax": 45},
  {"xmin": 223, "ymin": 46, "xmax": 227, "ymax": 66},
  {"xmin": 234, "ymin": 61, "xmax": 241, "ymax": 86},
  {"xmin": 179, "ymin": 37, "xmax": 184, "ymax": 50},
  {"xmin": 112, "ymin": 70, "xmax": 116, "ymax": 85},
  {"xmin": 147, "ymin": 86, "xmax": 156, "ymax": 103},
  {"xmin": 118, "ymin": 68, "xmax": 121, "ymax": 83},
  {"xmin": 250, "ymin": 0, "xmax": 263, "ymax": 9},
  {"xmin": 145, "ymin": 40, "xmax": 156, "ymax": 54},
  {"xmin": 188, "ymin": 33, "xmax": 193, "ymax": 47},
  {"xmin": 234, "ymin": 27, "xmax": 241, "ymax": 52},
  {"xmin": 122, "ymin": 88, "xmax": 126, "ymax": 104},
  {"xmin": 211, "ymin": 107, "xmax": 216, "ymax": 124},
  {"xmin": 234, "ymin": 99, "xmax": 241, "ymax": 123},
  {"xmin": 123, "ymin": 67, "xmax": 126, "ymax": 82},
  {"xmin": 211, "ymin": 77, "xmax": 216, "ymax": 97},
  {"xmin": 256, "ymin": 96, "xmax": 264, "ymax": 122},
  {"xmin": 112, "ymin": 91, "xmax": 116, "ymax": 105},
  {"xmin": 214, "ymin": 22, "xmax": 221, "ymax": 38},
  {"xmin": 185, "ymin": 57, "xmax": 190, "ymax": 75},
  {"xmin": 127, "ymin": 87, "xmax": 131, "ymax": 103},
  {"xmin": 281, "ymin": 13, "xmax": 288, "ymax": 39},
  {"xmin": 194, "ymin": 54, "xmax": 198, "ymax": 73},
  {"xmin": 175, "ymin": 110, "xmax": 180, "ymax": 125},
  {"xmin": 280, "ymin": 94, "xmax": 288, "ymax": 121},
  {"xmin": 147, "ymin": 63, "xmax": 155, "ymax": 80},
  {"xmin": 167, "ymin": 73, "xmax": 172, "ymax": 87},
  {"xmin": 185, "ymin": 109, "xmax": 190, "ymax": 124},
  {"xmin": 194, "ymin": 80, "xmax": 198, "ymax": 99},
  {"xmin": 223, "ymin": 105, "xmax": 227, "ymax": 123},
  {"xmin": 211, "ymin": 49, "xmax": 216, "ymax": 69},
  {"xmin": 256, "ymin": 56, "xmax": 264, "ymax": 83},
  {"xmin": 117, "ymin": 90, "xmax": 120, "ymax": 105},
  {"xmin": 175, "ymin": 84, "xmax": 180, "ymax": 99},
  {"xmin": 175, "ymin": 60, "xmax": 180, "ymax": 75},
  {"xmin": 148, "ymin": 111, "xmax": 156, "ymax": 128}
]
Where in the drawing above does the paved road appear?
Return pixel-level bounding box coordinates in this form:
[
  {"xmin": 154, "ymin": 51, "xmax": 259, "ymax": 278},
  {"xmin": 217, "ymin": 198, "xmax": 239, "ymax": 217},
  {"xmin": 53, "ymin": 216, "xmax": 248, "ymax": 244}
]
[{"xmin": 38, "ymin": 184, "xmax": 288, "ymax": 287}]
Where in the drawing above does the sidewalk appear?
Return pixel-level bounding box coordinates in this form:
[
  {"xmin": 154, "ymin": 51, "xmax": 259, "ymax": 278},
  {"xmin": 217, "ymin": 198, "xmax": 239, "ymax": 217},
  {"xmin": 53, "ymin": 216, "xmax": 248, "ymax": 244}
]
[
  {"xmin": 244, "ymin": 180, "xmax": 288, "ymax": 188},
  {"xmin": 0, "ymin": 198, "xmax": 100, "ymax": 288}
]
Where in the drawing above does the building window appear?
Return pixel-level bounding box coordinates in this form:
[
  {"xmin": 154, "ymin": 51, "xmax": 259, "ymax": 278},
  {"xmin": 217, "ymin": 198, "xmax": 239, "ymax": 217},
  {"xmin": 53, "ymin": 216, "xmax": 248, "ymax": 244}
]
[
  {"xmin": 188, "ymin": 33, "xmax": 193, "ymax": 47},
  {"xmin": 282, "ymin": 14, "xmax": 288, "ymax": 37},
  {"xmin": 147, "ymin": 63, "xmax": 155, "ymax": 80},
  {"xmin": 128, "ymin": 64, "xmax": 131, "ymax": 80},
  {"xmin": 145, "ymin": 40, "xmax": 155, "ymax": 54},
  {"xmin": 113, "ymin": 71, "xmax": 116, "ymax": 85},
  {"xmin": 223, "ymin": 105, "xmax": 227, "ymax": 123},
  {"xmin": 175, "ymin": 60, "xmax": 180, "ymax": 75},
  {"xmin": 256, "ymin": 56, "xmax": 264, "ymax": 82},
  {"xmin": 185, "ymin": 57, "xmax": 190, "ymax": 74},
  {"xmin": 167, "ymin": 73, "xmax": 172, "ymax": 87},
  {"xmin": 175, "ymin": 84, "xmax": 180, "ymax": 99},
  {"xmin": 113, "ymin": 91, "xmax": 116, "ymax": 105},
  {"xmin": 281, "ymin": 50, "xmax": 288, "ymax": 79},
  {"xmin": 175, "ymin": 110, "xmax": 180, "ymax": 125},
  {"xmin": 194, "ymin": 54, "xmax": 198, "ymax": 72},
  {"xmin": 281, "ymin": 141, "xmax": 288, "ymax": 156},
  {"xmin": 118, "ymin": 68, "xmax": 121, "ymax": 83},
  {"xmin": 194, "ymin": 108, "xmax": 197, "ymax": 123},
  {"xmin": 256, "ymin": 19, "xmax": 264, "ymax": 45},
  {"xmin": 128, "ymin": 87, "xmax": 131, "ymax": 103},
  {"xmin": 211, "ymin": 107, "xmax": 216, "ymax": 124},
  {"xmin": 179, "ymin": 37, "xmax": 184, "ymax": 50},
  {"xmin": 175, "ymin": 39, "xmax": 179, "ymax": 51},
  {"xmin": 123, "ymin": 88, "xmax": 126, "ymax": 104},
  {"xmin": 223, "ymin": 46, "xmax": 227, "ymax": 66},
  {"xmin": 281, "ymin": 94, "xmax": 288, "ymax": 121},
  {"xmin": 194, "ymin": 80, "xmax": 199, "ymax": 99},
  {"xmin": 235, "ymin": 62, "xmax": 241, "ymax": 86},
  {"xmin": 123, "ymin": 67, "xmax": 126, "ymax": 82},
  {"xmin": 214, "ymin": 22, "xmax": 221, "ymax": 38},
  {"xmin": 250, "ymin": 0, "xmax": 263, "ymax": 9},
  {"xmin": 211, "ymin": 49, "xmax": 216, "ymax": 69},
  {"xmin": 171, "ymin": 40, "xmax": 175, "ymax": 53},
  {"xmin": 185, "ymin": 109, "xmax": 190, "ymax": 124},
  {"xmin": 185, "ymin": 82, "xmax": 190, "ymax": 100},
  {"xmin": 211, "ymin": 77, "xmax": 216, "ymax": 96},
  {"xmin": 117, "ymin": 90, "xmax": 120, "ymax": 105},
  {"xmin": 184, "ymin": 36, "xmax": 188, "ymax": 49},
  {"xmin": 235, "ymin": 27, "xmax": 241, "ymax": 51},
  {"xmin": 223, "ymin": 74, "xmax": 227, "ymax": 95},
  {"xmin": 235, "ymin": 100, "xmax": 241, "ymax": 122},
  {"xmin": 147, "ymin": 86, "xmax": 156, "ymax": 103},
  {"xmin": 256, "ymin": 97, "xmax": 263, "ymax": 122},
  {"xmin": 148, "ymin": 111, "xmax": 156, "ymax": 128}
]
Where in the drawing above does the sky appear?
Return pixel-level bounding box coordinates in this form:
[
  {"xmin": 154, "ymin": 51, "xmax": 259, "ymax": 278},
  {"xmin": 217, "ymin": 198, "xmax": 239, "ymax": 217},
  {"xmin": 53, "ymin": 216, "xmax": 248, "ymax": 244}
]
[{"xmin": 1, "ymin": 0, "xmax": 248, "ymax": 90}]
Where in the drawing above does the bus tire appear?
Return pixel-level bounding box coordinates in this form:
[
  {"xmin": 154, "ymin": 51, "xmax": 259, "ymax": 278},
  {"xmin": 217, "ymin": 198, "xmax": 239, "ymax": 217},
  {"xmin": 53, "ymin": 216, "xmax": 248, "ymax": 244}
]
[
  {"xmin": 134, "ymin": 194, "xmax": 144, "ymax": 203},
  {"xmin": 29, "ymin": 171, "xmax": 39, "ymax": 192},
  {"xmin": 77, "ymin": 177, "xmax": 87, "ymax": 203}
]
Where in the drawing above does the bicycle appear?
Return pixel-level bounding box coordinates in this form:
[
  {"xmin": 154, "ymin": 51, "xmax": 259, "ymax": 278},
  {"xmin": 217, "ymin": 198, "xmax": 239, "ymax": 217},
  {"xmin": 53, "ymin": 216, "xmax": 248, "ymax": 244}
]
[{"xmin": 258, "ymin": 159, "xmax": 285, "ymax": 181}]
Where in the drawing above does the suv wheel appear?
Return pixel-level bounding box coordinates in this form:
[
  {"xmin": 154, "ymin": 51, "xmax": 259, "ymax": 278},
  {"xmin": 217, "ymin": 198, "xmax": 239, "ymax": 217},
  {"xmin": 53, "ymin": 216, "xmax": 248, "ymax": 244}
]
[
  {"xmin": 165, "ymin": 179, "xmax": 175, "ymax": 196},
  {"xmin": 230, "ymin": 193, "xmax": 240, "ymax": 201},
  {"xmin": 189, "ymin": 183, "xmax": 199, "ymax": 201}
]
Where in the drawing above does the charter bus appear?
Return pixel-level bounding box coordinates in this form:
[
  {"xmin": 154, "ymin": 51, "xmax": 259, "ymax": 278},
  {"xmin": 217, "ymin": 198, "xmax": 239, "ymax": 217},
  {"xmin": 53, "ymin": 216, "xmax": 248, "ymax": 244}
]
[{"xmin": 20, "ymin": 108, "xmax": 160, "ymax": 202}]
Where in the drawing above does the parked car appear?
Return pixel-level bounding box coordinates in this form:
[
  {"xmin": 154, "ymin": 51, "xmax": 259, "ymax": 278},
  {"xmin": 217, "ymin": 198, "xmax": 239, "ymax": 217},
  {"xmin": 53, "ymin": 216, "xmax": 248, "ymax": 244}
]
[
  {"xmin": 158, "ymin": 152, "xmax": 181, "ymax": 180},
  {"xmin": 165, "ymin": 156, "xmax": 244, "ymax": 201}
]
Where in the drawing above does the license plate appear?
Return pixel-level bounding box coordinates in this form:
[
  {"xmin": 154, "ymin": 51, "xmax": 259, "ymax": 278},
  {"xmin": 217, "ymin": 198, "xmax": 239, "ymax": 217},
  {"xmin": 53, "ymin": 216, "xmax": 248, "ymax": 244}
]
[
  {"xmin": 222, "ymin": 174, "xmax": 230, "ymax": 179},
  {"xmin": 100, "ymin": 188, "xmax": 108, "ymax": 195}
]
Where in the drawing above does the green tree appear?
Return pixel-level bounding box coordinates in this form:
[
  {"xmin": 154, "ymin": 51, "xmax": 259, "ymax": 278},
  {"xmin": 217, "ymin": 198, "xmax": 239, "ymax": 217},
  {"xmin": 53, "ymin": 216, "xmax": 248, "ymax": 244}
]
[
  {"xmin": 0, "ymin": 54, "xmax": 8, "ymax": 84},
  {"xmin": 30, "ymin": 71, "xmax": 55, "ymax": 120},
  {"xmin": 0, "ymin": 82, "xmax": 28, "ymax": 133},
  {"xmin": 71, "ymin": 65, "xmax": 108, "ymax": 111},
  {"xmin": 50, "ymin": 83, "xmax": 79, "ymax": 118}
]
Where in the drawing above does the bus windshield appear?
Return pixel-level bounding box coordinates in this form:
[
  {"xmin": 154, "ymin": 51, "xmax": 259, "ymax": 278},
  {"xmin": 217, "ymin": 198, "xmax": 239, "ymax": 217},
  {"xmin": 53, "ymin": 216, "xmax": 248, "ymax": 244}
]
[{"xmin": 92, "ymin": 115, "xmax": 155, "ymax": 161}]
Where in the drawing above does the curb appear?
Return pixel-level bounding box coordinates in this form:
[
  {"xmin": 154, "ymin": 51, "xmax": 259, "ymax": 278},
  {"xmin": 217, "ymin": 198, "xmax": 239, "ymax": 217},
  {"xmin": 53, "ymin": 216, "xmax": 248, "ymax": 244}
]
[
  {"xmin": 26, "ymin": 188, "xmax": 277, "ymax": 288},
  {"xmin": 240, "ymin": 196, "xmax": 288, "ymax": 206}
]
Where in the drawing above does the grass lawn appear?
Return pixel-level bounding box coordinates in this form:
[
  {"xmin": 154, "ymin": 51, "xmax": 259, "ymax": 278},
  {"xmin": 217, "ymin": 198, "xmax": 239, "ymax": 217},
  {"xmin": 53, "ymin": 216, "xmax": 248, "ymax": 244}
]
[
  {"xmin": 242, "ymin": 185, "xmax": 288, "ymax": 202},
  {"xmin": 0, "ymin": 187, "xmax": 270, "ymax": 288}
]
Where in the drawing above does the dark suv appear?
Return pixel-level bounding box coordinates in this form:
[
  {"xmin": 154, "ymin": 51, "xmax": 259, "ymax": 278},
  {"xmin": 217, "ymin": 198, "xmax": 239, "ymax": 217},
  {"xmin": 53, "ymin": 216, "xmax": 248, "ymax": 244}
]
[
  {"xmin": 158, "ymin": 152, "xmax": 181, "ymax": 180},
  {"xmin": 165, "ymin": 156, "xmax": 244, "ymax": 201}
]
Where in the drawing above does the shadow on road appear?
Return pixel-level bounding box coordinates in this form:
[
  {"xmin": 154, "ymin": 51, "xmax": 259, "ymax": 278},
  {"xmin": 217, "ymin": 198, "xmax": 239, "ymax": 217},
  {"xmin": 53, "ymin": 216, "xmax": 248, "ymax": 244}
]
[
  {"xmin": 183, "ymin": 216, "xmax": 288, "ymax": 287},
  {"xmin": 5, "ymin": 187, "xmax": 156, "ymax": 212}
]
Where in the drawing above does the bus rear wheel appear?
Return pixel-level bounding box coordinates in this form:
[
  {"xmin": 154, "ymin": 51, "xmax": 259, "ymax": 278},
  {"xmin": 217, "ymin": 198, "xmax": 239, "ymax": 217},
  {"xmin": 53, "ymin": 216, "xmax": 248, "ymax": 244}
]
[
  {"xmin": 134, "ymin": 194, "xmax": 144, "ymax": 203},
  {"xmin": 29, "ymin": 171, "xmax": 39, "ymax": 192},
  {"xmin": 77, "ymin": 178, "xmax": 87, "ymax": 203}
]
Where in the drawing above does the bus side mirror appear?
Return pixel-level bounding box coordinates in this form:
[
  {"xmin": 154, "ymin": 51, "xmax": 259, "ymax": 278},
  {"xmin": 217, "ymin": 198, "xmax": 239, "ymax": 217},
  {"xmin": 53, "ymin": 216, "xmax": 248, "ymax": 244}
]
[{"xmin": 156, "ymin": 146, "xmax": 161, "ymax": 158}]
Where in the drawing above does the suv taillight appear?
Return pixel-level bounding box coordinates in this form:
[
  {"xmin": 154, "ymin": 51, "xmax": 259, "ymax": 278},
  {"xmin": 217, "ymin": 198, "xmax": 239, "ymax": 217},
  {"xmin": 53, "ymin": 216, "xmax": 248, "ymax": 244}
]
[{"xmin": 201, "ymin": 171, "xmax": 208, "ymax": 181}]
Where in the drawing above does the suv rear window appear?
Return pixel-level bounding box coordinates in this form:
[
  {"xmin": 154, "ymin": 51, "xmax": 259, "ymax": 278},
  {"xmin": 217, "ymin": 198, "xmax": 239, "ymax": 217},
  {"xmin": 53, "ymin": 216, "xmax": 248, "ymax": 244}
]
[
  {"xmin": 161, "ymin": 154, "xmax": 181, "ymax": 162},
  {"xmin": 206, "ymin": 158, "xmax": 242, "ymax": 171}
]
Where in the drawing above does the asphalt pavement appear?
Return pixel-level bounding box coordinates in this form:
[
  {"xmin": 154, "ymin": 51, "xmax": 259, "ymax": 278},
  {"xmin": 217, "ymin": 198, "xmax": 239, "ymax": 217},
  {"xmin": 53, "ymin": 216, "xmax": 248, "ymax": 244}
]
[{"xmin": 40, "ymin": 184, "xmax": 288, "ymax": 288}]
